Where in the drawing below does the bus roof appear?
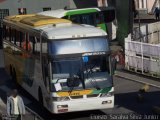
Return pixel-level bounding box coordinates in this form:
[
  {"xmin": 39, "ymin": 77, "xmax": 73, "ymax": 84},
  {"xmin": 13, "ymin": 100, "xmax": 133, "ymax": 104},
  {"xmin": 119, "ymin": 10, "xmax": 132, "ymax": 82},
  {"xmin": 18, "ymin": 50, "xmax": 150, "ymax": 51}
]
[
  {"xmin": 4, "ymin": 14, "xmax": 71, "ymax": 27},
  {"xmin": 3, "ymin": 14, "xmax": 107, "ymax": 40},
  {"xmin": 36, "ymin": 24, "xmax": 107, "ymax": 39},
  {"xmin": 37, "ymin": 8, "xmax": 100, "ymax": 18}
]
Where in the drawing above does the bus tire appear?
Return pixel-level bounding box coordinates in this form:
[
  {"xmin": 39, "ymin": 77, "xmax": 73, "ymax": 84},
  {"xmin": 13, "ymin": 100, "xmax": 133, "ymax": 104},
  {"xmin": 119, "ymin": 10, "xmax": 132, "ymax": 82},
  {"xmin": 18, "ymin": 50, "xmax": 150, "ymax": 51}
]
[{"xmin": 38, "ymin": 88, "xmax": 43, "ymax": 106}]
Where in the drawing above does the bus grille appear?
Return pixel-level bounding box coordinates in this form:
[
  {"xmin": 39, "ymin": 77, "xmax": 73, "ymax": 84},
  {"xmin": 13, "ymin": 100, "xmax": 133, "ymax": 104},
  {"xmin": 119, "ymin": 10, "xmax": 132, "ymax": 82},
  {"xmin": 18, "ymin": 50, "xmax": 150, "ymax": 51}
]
[
  {"xmin": 70, "ymin": 95, "xmax": 83, "ymax": 99},
  {"xmin": 87, "ymin": 94, "xmax": 99, "ymax": 98}
]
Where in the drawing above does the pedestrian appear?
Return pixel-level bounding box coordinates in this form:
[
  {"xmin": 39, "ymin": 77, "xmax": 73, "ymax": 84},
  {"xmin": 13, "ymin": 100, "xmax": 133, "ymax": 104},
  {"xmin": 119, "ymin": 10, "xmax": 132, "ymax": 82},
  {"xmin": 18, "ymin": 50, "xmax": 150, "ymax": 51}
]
[
  {"xmin": 7, "ymin": 89, "xmax": 25, "ymax": 120},
  {"xmin": 154, "ymin": 7, "xmax": 159, "ymax": 20}
]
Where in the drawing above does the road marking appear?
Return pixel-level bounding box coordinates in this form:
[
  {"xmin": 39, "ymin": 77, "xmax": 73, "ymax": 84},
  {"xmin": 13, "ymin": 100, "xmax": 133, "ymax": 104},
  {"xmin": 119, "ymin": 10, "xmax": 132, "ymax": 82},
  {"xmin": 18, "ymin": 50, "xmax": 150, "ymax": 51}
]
[
  {"xmin": 115, "ymin": 74, "xmax": 160, "ymax": 89},
  {"xmin": 0, "ymin": 85, "xmax": 31, "ymax": 104}
]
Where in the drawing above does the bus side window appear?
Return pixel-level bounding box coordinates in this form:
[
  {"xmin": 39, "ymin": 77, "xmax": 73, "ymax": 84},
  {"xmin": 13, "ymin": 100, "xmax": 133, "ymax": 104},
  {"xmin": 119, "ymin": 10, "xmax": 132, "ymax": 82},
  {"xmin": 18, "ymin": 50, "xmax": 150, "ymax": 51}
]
[
  {"xmin": 3, "ymin": 26, "xmax": 9, "ymax": 40},
  {"xmin": 29, "ymin": 36, "xmax": 35, "ymax": 53},
  {"xmin": 21, "ymin": 33, "xmax": 30, "ymax": 51},
  {"xmin": 34, "ymin": 37, "xmax": 40, "ymax": 54},
  {"xmin": 11, "ymin": 29, "xmax": 15, "ymax": 44},
  {"xmin": 42, "ymin": 38, "xmax": 47, "ymax": 54},
  {"xmin": 8, "ymin": 28, "xmax": 12, "ymax": 42},
  {"xmin": 62, "ymin": 16, "xmax": 68, "ymax": 19},
  {"xmin": 19, "ymin": 32, "xmax": 24, "ymax": 47},
  {"xmin": 25, "ymin": 33, "xmax": 32, "ymax": 52},
  {"xmin": 95, "ymin": 12, "xmax": 104, "ymax": 24},
  {"xmin": 14, "ymin": 30, "xmax": 17, "ymax": 45},
  {"xmin": 16, "ymin": 31, "xmax": 20, "ymax": 47},
  {"xmin": 80, "ymin": 14, "xmax": 95, "ymax": 26},
  {"xmin": 70, "ymin": 15, "xmax": 81, "ymax": 23}
]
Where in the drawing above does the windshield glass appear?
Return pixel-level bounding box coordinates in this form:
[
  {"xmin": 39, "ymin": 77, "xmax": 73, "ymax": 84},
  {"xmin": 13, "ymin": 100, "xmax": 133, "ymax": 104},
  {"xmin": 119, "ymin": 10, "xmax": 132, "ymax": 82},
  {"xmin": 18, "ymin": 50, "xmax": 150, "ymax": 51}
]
[
  {"xmin": 50, "ymin": 55, "xmax": 112, "ymax": 92},
  {"xmin": 48, "ymin": 37, "xmax": 109, "ymax": 56}
]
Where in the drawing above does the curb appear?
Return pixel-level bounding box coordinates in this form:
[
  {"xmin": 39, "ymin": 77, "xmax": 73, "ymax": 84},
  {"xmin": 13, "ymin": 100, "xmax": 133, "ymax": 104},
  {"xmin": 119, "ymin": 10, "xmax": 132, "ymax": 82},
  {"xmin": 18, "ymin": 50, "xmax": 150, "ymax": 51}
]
[{"xmin": 115, "ymin": 74, "xmax": 160, "ymax": 89}]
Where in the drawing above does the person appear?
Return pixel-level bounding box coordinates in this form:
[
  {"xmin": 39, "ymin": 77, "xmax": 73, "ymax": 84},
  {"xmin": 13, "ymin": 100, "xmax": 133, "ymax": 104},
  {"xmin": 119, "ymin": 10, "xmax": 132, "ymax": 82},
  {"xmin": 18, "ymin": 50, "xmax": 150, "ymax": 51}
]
[
  {"xmin": 7, "ymin": 89, "xmax": 25, "ymax": 120},
  {"xmin": 154, "ymin": 7, "xmax": 160, "ymax": 20}
]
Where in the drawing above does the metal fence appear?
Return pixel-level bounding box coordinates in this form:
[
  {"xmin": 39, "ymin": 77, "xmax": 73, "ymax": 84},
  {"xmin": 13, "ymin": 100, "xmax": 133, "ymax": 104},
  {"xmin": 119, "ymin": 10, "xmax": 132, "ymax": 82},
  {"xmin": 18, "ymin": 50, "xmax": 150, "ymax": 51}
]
[{"xmin": 125, "ymin": 22, "xmax": 160, "ymax": 78}]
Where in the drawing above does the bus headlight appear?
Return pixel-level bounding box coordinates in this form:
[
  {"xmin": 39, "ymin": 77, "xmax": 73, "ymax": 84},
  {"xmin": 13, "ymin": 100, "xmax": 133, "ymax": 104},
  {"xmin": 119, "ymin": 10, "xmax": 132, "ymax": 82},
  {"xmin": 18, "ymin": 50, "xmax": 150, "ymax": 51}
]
[
  {"xmin": 52, "ymin": 97, "xmax": 70, "ymax": 101},
  {"xmin": 100, "ymin": 92, "xmax": 114, "ymax": 97},
  {"xmin": 102, "ymin": 100, "xmax": 112, "ymax": 104}
]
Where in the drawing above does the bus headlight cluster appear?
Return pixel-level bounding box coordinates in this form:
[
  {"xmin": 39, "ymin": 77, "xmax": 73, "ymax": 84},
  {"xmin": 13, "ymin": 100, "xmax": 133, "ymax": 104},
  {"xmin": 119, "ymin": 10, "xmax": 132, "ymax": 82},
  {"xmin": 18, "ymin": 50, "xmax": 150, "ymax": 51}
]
[
  {"xmin": 52, "ymin": 97, "xmax": 70, "ymax": 101},
  {"xmin": 102, "ymin": 100, "xmax": 112, "ymax": 104},
  {"xmin": 100, "ymin": 92, "xmax": 114, "ymax": 97}
]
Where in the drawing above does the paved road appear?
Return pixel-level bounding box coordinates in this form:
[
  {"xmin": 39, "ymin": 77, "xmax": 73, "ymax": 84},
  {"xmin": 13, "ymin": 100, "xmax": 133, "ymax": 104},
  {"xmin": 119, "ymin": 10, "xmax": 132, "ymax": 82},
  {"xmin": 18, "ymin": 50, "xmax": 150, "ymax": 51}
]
[{"xmin": 1, "ymin": 68, "xmax": 160, "ymax": 120}]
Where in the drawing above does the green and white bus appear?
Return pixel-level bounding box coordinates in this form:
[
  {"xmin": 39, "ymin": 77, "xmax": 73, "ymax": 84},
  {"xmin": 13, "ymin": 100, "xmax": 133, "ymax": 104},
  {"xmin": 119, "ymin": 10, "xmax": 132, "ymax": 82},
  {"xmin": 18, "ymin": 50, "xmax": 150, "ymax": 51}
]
[
  {"xmin": 38, "ymin": 7, "xmax": 116, "ymax": 40},
  {"xmin": 3, "ymin": 14, "xmax": 115, "ymax": 113}
]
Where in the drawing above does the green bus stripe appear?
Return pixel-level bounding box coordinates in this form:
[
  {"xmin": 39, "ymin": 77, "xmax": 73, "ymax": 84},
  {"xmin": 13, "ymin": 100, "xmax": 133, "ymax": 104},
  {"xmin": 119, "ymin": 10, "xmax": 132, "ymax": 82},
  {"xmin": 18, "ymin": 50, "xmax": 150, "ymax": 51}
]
[
  {"xmin": 65, "ymin": 9, "xmax": 98, "ymax": 16},
  {"xmin": 91, "ymin": 87, "xmax": 112, "ymax": 94},
  {"xmin": 97, "ymin": 23, "xmax": 107, "ymax": 32}
]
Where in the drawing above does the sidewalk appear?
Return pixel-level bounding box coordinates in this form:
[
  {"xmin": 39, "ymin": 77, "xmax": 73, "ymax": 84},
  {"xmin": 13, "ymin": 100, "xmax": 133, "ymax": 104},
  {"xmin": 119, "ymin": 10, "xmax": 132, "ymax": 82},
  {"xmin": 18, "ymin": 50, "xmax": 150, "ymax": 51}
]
[{"xmin": 115, "ymin": 70, "xmax": 160, "ymax": 89}]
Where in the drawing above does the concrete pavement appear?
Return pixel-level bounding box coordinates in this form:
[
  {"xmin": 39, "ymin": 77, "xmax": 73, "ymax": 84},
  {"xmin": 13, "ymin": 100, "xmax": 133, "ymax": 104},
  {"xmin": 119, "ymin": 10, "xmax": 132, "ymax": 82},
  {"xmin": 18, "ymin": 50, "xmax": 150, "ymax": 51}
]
[{"xmin": 115, "ymin": 70, "xmax": 160, "ymax": 88}]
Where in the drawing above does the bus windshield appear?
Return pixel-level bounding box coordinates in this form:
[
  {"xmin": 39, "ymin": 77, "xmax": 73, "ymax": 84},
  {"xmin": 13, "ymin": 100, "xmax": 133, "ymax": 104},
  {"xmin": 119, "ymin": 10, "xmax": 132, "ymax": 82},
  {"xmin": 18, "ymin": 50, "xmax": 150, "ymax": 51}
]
[
  {"xmin": 48, "ymin": 37, "xmax": 109, "ymax": 56},
  {"xmin": 50, "ymin": 55, "xmax": 112, "ymax": 92}
]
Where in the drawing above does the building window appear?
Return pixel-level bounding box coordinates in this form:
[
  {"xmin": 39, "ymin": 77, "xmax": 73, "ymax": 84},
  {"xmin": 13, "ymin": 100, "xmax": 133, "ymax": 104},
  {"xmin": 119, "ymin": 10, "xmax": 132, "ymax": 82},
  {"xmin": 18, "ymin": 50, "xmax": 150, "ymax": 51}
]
[
  {"xmin": 18, "ymin": 8, "xmax": 27, "ymax": 15},
  {"xmin": 43, "ymin": 7, "xmax": 51, "ymax": 11}
]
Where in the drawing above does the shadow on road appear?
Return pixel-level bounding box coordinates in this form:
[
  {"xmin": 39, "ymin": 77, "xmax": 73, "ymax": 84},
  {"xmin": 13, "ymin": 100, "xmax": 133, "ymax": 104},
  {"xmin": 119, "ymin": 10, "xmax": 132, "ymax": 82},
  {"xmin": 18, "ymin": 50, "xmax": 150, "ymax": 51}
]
[
  {"xmin": 115, "ymin": 91, "xmax": 160, "ymax": 114},
  {"xmin": 1, "ymin": 68, "xmax": 160, "ymax": 120}
]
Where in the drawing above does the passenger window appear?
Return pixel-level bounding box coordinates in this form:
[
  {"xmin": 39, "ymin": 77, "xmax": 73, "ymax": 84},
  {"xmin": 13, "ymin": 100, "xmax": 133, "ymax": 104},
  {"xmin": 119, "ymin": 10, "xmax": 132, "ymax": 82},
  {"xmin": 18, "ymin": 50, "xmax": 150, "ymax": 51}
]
[
  {"xmin": 95, "ymin": 12, "xmax": 104, "ymax": 24},
  {"xmin": 42, "ymin": 38, "xmax": 47, "ymax": 53},
  {"xmin": 62, "ymin": 16, "xmax": 68, "ymax": 19},
  {"xmin": 29, "ymin": 36, "xmax": 35, "ymax": 53},
  {"xmin": 70, "ymin": 15, "xmax": 81, "ymax": 23},
  {"xmin": 20, "ymin": 33, "xmax": 32, "ymax": 52},
  {"xmin": 19, "ymin": 32, "xmax": 24, "ymax": 47},
  {"xmin": 80, "ymin": 14, "xmax": 95, "ymax": 26},
  {"xmin": 14, "ymin": 30, "xmax": 20, "ymax": 46}
]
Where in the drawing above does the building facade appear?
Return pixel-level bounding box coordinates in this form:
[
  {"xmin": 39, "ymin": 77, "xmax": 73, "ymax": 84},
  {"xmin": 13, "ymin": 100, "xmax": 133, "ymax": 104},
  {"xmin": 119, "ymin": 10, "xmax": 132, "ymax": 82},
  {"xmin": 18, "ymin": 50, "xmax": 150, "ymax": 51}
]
[
  {"xmin": 0, "ymin": 0, "xmax": 70, "ymax": 15},
  {"xmin": 0, "ymin": 0, "xmax": 112, "ymax": 16},
  {"xmin": 135, "ymin": 0, "xmax": 160, "ymax": 13}
]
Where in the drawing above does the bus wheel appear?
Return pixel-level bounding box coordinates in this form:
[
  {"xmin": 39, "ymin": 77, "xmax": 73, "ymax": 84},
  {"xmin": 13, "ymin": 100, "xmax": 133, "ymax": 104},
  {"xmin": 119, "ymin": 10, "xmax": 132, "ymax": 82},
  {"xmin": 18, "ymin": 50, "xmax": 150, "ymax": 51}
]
[{"xmin": 38, "ymin": 88, "xmax": 43, "ymax": 106}]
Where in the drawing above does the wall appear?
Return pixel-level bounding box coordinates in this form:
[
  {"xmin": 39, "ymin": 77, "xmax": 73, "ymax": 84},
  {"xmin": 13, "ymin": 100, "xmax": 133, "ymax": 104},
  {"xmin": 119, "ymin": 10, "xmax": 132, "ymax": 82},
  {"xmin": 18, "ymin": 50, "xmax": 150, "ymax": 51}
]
[
  {"xmin": 0, "ymin": 0, "xmax": 69, "ymax": 15},
  {"xmin": 135, "ymin": 0, "xmax": 159, "ymax": 13}
]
